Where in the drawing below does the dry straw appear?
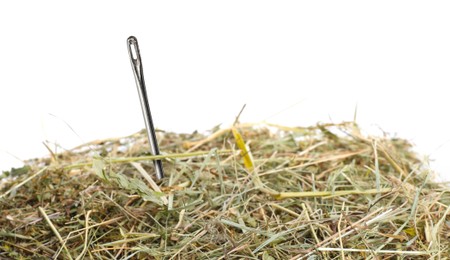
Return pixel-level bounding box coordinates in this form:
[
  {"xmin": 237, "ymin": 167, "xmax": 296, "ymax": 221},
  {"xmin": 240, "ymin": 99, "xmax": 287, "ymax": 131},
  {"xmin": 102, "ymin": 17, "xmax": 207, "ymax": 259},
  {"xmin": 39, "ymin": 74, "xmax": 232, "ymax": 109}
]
[{"xmin": 1, "ymin": 122, "xmax": 449, "ymax": 259}]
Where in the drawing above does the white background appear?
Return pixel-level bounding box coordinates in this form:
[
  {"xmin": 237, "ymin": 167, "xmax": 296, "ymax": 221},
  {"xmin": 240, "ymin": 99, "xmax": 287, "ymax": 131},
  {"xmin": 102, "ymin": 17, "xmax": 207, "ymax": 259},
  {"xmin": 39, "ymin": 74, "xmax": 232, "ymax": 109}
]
[{"xmin": 1, "ymin": 1, "xmax": 449, "ymax": 182}]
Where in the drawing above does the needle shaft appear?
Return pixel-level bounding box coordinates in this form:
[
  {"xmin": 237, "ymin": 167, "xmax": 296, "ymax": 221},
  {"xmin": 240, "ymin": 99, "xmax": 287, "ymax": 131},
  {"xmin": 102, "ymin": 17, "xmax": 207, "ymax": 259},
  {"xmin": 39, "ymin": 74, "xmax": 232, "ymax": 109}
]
[{"xmin": 127, "ymin": 36, "xmax": 164, "ymax": 180}]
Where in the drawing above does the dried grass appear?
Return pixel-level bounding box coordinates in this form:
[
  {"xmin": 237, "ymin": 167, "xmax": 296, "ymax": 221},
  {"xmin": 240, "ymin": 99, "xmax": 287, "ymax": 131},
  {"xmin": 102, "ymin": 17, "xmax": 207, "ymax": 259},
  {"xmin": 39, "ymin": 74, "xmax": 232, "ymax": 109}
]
[{"xmin": 1, "ymin": 122, "xmax": 449, "ymax": 259}]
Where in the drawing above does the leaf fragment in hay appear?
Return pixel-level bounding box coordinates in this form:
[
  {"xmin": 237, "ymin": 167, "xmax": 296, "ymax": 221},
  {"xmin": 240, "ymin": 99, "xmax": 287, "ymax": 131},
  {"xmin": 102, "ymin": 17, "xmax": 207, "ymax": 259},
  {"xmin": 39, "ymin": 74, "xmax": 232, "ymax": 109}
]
[
  {"xmin": 403, "ymin": 226, "xmax": 417, "ymax": 237},
  {"xmin": 92, "ymin": 157, "xmax": 107, "ymax": 179},
  {"xmin": 92, "ymin": 157, "xmax": 165, "ymax": 205}
]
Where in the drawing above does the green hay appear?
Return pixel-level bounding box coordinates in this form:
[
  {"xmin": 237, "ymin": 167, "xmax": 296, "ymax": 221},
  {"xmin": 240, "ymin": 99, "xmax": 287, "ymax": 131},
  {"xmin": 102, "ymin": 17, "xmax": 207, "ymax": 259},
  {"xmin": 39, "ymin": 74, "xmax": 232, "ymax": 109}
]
[{"xmin": 1, "ymin": 122, "xmax": 449, "ymax": 259}]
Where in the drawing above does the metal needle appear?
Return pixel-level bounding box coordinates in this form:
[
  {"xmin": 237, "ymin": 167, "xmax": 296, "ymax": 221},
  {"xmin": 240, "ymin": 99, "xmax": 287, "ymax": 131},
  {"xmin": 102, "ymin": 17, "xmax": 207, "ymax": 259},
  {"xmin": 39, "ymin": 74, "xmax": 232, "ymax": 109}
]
[{"xmin": 127, "ymin": 36, "xmax": 164, "ymax": 180}]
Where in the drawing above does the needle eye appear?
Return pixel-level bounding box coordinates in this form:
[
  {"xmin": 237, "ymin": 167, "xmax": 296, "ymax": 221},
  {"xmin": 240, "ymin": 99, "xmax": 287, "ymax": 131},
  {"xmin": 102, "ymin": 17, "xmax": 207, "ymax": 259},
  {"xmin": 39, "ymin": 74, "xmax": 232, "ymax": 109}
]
[{"xmin": 127, "ymin": 36, "xmax": 140, "ymax": 67}]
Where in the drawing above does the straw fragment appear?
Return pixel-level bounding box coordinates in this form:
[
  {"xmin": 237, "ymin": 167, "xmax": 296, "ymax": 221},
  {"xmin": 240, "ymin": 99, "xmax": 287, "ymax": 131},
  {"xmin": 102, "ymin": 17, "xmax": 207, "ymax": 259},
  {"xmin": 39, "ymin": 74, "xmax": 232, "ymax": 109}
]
[{"xmin": 38, "ymin": 207, "xmax": 73, "ymax": 260}]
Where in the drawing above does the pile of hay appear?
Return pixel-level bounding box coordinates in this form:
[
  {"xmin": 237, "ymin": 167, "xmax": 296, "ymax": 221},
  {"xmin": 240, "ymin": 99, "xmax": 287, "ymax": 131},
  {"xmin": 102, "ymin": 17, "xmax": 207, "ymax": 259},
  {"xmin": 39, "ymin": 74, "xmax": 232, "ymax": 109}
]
[{"xmin": 1, "ymin": 122, "xmax": 449, "ymax": 259}]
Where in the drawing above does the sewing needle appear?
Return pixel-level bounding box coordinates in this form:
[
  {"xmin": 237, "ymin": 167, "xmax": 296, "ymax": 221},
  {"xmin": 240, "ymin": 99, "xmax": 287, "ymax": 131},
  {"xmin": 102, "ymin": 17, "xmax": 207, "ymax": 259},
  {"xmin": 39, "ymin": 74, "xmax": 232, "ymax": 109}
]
[{"xmin": 127, "ymin": 36, "xmax": 164, "ymax": 180}]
